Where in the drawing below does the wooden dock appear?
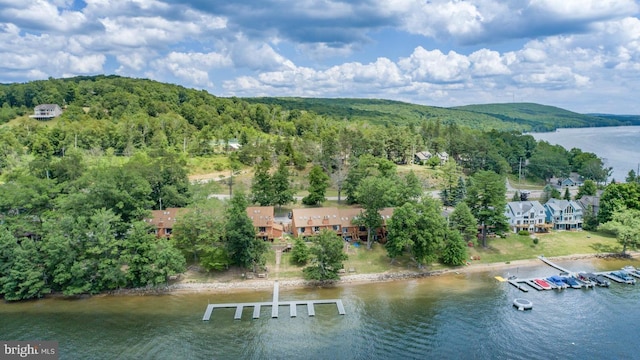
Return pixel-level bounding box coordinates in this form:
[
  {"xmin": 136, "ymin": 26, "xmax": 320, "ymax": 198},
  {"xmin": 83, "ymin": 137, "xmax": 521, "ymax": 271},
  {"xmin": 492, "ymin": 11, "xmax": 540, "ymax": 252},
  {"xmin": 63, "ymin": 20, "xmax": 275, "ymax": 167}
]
[
  {"xmin": 202, "ymin": 281, "xmax": 345, "ymax": 321},
  {"xmin": 537, "ymin": 255, "xmax": 572, "ymax": 274}
]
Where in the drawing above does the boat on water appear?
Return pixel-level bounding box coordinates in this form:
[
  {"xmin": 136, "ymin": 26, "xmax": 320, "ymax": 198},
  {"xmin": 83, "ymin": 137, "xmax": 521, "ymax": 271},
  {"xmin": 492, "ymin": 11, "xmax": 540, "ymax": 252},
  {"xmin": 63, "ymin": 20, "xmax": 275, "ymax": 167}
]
[
  {"xmin": 533, "ymin": 278, "xmax": 552, "ymax": 290},
  {"xmin": 546, "ymin": 275, "xmax": 568, "ymax": 289},
  {"xmin": 622, "ymin": 266, "xmax": 640, "ymax": 278},
  {"xmin": 561, "ymin": 276, "xmax": 582, "ymax": 289},
  {"xmin": 610, "ymin": 271, "xmax": 636, "ymax": 285},
  {"xmin": 576, "ymin": 273, "xmax": 597, "ymax": 287}
]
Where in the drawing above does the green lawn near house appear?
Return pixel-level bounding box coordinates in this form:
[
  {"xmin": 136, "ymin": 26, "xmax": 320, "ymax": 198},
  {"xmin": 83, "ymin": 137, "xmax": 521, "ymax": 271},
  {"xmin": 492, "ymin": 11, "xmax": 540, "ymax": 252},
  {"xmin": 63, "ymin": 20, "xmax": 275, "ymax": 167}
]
[{"xmin": 468, "ymin": 230, "xmax": 620, "ymax": 264}]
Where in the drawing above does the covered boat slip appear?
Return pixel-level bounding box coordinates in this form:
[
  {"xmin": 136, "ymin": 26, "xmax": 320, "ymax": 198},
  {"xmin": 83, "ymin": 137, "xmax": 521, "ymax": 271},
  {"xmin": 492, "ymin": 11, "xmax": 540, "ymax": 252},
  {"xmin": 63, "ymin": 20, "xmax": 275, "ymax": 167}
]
[{"xmin": 202, "ymin": 281, "xmax": 346, "ymax": 321}]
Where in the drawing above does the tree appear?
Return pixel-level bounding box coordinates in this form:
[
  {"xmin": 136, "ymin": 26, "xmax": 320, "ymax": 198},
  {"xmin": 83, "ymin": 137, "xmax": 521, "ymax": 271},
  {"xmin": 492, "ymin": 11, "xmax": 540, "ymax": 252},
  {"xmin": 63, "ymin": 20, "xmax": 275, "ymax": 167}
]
[
  {"xmin": 290, "ymin": 237, "xmax": 310, "ymax": 265},
  {"xmin": 576, "ymin": 179, "xmax": 597, "ymax": 200},
  {"xmin": 169, "ymin": 203, "xmax": 225, "ymax": 263},
  {"xmin": 302, "ymin": 165, "xmax": 329, "ymax": 206},
  {"xmin": 385, "ymin": 198, "xmax": 446, "ymax": 268},
  {"xmin": 563, "ymin": 187, "xmax": 571, "ymax": 200},
  {"xmin": 302, "ymin": 230, "xmax": 348, "ymax": 281},
  {"xmin": 224, "ymin": 192, "xmax": 269, "ymax": 272},
  {"xmin": 465, "ymin": 170, "xmax": 508, "ymax": 247},
  {"xmin": 599, "ymin": 209, "xmax": 640, "ymax": 255},
  {"xmin": 250, "ymin": 158, "xmax": 273, "ymax": 206},
  {"xmin": 398, "ymin": 170, "xmax": 422, "ymax": 204},
  {"xmin": 122, "ymin": 221, "xmax": 186, "ymax": 287},
  {"xmin": 626, "ymin": 169, "xmax": 639, "ymax": 184},
  {"xmin": 272, "ymin": 159, "xmax": 295, "ymax": 208},
  {"xmin": 598, "ymin": 183, "xmax": 640, "ymax": 224},
  {"xmin": 582, "ymin": 204, "xmax": 598, "ymax": 231},
  {"xmin": 0, "ymin": 228, "xmax": 50, "ymax": 301},
  {"xmin": 527, "ymin": 142, "xmax": 570, "ymax": 182},
  {"xmin": 355, "ymin": 177, "xmax": 395, "ymax": 249},
  {"xmin": 440, "ymin": 230, "xmax": 467, "ymax": 266},
  {"xmin": 449, "ymin": 202, "xmax": 477, "ymax": 244}
]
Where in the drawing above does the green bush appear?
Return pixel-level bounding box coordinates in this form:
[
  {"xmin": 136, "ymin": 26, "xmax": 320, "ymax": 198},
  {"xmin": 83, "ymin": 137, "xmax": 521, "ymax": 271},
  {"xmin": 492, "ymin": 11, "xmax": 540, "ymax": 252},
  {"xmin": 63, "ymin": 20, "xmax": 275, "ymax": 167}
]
[
  {"xmin": 532, "ymin": 237, "xmax": 539, "ymax": 245},
  {"xmin": 518, "ymin": 230, "xmax": 530, "ymax": 236}
]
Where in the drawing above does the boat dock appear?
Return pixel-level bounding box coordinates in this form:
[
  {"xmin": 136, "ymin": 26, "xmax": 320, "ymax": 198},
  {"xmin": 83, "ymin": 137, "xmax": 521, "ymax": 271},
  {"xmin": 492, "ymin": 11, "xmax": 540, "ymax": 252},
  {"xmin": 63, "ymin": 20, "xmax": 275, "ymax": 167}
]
[
  {"xmin": 202, "ymin": 281, "xmax": 345, "ymax": 321},
  {"xmin": 537, "ymin": 255, "xmax": 572, "ymax": 274}
]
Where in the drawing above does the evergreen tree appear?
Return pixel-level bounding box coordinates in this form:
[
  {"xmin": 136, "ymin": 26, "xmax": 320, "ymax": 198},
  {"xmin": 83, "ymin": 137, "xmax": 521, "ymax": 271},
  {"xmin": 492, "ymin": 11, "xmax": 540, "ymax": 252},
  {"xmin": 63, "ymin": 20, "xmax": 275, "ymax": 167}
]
[
  {"xmin": 355, "ymin": 177, "xmax": 396, "ymax": 249},
  {"xmin": 225, "ymin": 192, "xmax": 269, "ymax": 272},
  {"xmin": 465, "ymin": 170, "xmax": 508, "ymax": 247},
  {"xmin": 399, "ymin": 170, "xmax": 422, "ymax": 204},
  {"xmin": 563, "ymin": 187, "xmax": 571, "ymax": 200},
  {"xmin": 290, "ymin": 237, "xmax": 310, "ymax": 265},
  {"xmin": 449, "ymin": 202, "xmax": 478, "ymax": 244},
  {"xmin": 582, "ymin": 204, "xmax": 599, "ymax": 231},
  {"xmin": 250, "ymin": 158, "xmax": 273, "ymax": 206},
  {"xmin": 453, "ymin": 176, "xmax": 467, "ymax": 205},
  {"xmin": 272, "ymin": 159, "xmax": 295, "ymax": 208},
  {"xmin": 441, "ymin": 230, "xmax": 467, "ymax": 266},
  {"xmin": 302, "ymin": 165, "xmax": 329, "ymax": 206}
]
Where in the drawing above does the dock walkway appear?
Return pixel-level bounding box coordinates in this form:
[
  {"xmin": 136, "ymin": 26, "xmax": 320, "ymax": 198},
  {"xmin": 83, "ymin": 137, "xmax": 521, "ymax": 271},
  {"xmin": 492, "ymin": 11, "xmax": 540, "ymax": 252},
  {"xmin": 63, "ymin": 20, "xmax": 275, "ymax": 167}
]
[{"xmin": 202, "ymin": 281, "xmax": 345, "ymax": 321}]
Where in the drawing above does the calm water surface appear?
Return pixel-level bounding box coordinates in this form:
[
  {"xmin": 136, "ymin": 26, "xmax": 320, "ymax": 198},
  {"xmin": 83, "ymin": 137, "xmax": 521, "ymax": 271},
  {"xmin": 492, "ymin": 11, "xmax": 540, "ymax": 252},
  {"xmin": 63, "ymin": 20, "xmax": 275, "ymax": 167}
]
[
  {"xmin": 531, "ymin": 126, "xmax": 640, "ymax": 182},
  {"xmin": 2, "ymin": 258, "xmax": 640, "ymax": 359}
]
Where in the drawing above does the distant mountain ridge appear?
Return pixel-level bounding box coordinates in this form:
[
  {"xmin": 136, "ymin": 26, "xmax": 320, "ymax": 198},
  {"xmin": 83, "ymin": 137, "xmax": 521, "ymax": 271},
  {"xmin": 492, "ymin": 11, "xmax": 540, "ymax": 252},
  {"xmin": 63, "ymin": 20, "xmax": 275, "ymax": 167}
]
[
  {"xmin": 245, "ymin": 97, "xmax": 640, "ymax": 132},
  {"xmin": 1, "ymin": 75, "xmax": 638, "ymax": 132}
]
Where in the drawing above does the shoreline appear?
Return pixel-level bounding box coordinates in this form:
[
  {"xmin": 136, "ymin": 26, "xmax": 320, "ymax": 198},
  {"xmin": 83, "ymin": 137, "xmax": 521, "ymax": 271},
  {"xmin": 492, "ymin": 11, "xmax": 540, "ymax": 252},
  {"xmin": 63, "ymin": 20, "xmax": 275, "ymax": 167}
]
[{"xmin": 104, "ymin": 252, "xmax": 636, "ymax": 297}]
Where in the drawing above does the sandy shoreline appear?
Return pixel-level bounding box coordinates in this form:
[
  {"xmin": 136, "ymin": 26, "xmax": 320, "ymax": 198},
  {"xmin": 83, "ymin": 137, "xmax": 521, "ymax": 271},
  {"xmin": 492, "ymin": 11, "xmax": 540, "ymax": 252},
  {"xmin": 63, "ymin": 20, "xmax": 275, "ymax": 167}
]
[{"xmin": 108, "ymin": 252, "xmax": 636, "ymax": 296}]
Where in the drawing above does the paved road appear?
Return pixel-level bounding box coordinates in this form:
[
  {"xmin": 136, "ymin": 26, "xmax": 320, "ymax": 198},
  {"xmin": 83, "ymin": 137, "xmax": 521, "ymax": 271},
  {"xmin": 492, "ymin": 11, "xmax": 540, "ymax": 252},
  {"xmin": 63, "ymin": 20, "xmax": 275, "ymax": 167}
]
[{"xmin": 207, "ymin": 180, "xmax": 552, "ymax": 202}]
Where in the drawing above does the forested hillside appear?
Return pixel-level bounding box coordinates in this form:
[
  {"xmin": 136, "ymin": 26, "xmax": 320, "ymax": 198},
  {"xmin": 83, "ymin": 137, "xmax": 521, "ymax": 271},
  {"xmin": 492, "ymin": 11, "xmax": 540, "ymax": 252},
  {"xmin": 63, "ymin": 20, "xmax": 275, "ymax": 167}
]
[{"xmin": 0, "ymin": 75, "xmax": 624, "ymax": 301}]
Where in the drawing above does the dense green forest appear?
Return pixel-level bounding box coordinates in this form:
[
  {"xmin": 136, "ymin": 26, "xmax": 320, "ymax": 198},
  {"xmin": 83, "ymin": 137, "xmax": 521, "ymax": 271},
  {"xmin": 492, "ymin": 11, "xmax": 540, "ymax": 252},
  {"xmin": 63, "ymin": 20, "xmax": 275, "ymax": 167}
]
[
  {"xmin": 0, "ymin": 75, "xmax": 634, "ymax": 301},
  {"xmin": 243, "ymin": 98, "xmax": 640, "ymax": 132}
]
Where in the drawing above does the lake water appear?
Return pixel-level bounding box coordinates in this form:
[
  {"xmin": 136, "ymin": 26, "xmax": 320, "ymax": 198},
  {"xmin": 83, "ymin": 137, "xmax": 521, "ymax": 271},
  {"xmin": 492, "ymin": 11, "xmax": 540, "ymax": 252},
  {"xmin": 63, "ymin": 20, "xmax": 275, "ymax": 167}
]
[
  {"xmin": 531, "ymin": 126, "xmax": 640, "ymax": 182},
  {"xmin": 3, "ymin": 257, "xmax": 640, "ymax": 359}
]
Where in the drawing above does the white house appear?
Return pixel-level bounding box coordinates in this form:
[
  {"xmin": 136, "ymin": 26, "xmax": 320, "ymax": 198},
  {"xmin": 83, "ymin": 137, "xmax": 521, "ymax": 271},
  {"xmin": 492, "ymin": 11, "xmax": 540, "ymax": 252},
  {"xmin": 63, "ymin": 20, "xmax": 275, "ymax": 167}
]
[
  {"xmin": 30, "ymin": 104, "xmax": 62, "ymax": 120},
  {"xmin": 504, "ymin": 201, "xmax": 548, "ymax": 233}
]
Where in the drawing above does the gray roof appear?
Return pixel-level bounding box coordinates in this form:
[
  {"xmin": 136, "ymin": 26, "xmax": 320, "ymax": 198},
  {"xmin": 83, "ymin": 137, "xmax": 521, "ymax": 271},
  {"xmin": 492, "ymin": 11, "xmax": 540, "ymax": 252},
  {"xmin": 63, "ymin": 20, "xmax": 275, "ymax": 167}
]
[{"xmin": 506, "ymin": 201, "xmax": 544, "ymax": 215}]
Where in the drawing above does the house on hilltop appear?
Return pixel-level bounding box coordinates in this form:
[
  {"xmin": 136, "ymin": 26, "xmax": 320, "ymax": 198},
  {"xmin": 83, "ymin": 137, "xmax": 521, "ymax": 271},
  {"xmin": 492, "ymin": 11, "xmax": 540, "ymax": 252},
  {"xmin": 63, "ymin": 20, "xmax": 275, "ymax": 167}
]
[{"xmin": 30, "ymin": 104, "xmax": 62, "ymax": 120}]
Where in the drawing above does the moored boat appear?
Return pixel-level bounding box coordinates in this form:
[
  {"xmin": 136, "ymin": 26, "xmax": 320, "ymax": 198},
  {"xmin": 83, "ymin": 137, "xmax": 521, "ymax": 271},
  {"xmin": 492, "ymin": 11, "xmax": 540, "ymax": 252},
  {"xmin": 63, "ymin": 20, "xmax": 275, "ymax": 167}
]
[
  {"xmin": 533, "ymin": 278, "xmax": 552, "ymax": 290},
  {"xmin": 610, "ymin": 271, "xmax": 636, "ymax": 285},
  {"xmin": 622, "ymin": 266, "xmax": 640, "ymax": 278},
  {"xmin": 546, "ymin": 275, "xmax": 568, "ymax": 289},
  {"xmin": 561, "ymin": 276, "xmax": 582, "ymax": 289}
]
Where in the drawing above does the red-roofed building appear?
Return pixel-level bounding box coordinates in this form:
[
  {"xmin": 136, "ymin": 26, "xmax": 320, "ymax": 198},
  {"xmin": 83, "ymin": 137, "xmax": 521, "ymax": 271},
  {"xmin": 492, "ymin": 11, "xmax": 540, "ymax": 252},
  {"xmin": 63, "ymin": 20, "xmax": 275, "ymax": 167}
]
[
  {"xmin": 144, "ymin": 207, "xmax": 187, "ymax": 238},
  {"xmin": 246, "ymin": 206, "xmax": 283, "ymax": 241},
  {"xmin": 291, "ymin": 207, "xmax": 394, "ymax": 242}
]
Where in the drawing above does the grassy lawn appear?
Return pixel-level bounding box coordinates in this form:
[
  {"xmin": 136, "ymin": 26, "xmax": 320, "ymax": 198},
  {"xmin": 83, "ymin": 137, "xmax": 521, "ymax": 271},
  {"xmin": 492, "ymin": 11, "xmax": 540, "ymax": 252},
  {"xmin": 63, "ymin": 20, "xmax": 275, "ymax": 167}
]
[
  {"xmin": 183, "ymin": 230, "xmax": 624, "ymax": 282},
  {"xmin": 468, "ymin": 230, "xmax": 620, "ymax": 264}
]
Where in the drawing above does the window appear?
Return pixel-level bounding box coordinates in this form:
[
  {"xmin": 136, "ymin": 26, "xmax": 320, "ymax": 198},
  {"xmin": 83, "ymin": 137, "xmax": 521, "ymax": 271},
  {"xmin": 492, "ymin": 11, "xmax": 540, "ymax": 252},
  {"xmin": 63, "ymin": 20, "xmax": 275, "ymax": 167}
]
[
  {"xmin": 259, "ymin": 227, "xmax": 266, "ymax": 232},
  {"xmin": 313, "ymin": 226, "xmax": 320, "ymax": 232},
  {"xmin": 333, "ymin": 225, "xmax": 341, "ymax": 231},
  {"xmin": 299, "ymin": 227, "xmax": 305, "ymax": 233}
]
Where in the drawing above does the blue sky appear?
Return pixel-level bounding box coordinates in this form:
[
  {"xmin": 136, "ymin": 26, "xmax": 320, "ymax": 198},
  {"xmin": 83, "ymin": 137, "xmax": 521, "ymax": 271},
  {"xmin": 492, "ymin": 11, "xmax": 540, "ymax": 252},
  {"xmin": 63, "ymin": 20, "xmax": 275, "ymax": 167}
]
[{"xmin": 1, "ymin": 0, "xmax": 640, "ymax": 114}]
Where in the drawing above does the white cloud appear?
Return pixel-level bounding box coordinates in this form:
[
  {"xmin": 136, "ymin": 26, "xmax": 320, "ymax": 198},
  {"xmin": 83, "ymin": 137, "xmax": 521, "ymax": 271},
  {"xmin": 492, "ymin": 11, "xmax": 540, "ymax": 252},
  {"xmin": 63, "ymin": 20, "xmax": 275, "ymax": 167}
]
[{"xmin": 398, "ymin": 47, "xmax": 470, "ymax": 83}]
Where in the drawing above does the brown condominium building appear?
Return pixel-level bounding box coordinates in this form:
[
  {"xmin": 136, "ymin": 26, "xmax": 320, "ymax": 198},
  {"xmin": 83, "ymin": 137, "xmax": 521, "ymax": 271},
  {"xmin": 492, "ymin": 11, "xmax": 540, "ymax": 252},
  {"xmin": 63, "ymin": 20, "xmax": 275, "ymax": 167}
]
[
  {"xmin": 291, "ymin": 207, "xmax": 394, "ymax": 242},
  {"xmin": 144, "ymin": 207, "xmax": 187, "ymax": 238},
  {"xmin": 246, "ymin": 206, "xmax": 284, "ymax": 241}
]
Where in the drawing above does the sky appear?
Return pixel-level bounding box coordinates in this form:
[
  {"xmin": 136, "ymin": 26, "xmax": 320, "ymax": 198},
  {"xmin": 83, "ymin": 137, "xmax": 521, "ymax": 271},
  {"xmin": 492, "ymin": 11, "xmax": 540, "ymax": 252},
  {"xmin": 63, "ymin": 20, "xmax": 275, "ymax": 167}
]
[{"xmin": 1, "ymin": 0, "xmax": 640, "ymax": 114}]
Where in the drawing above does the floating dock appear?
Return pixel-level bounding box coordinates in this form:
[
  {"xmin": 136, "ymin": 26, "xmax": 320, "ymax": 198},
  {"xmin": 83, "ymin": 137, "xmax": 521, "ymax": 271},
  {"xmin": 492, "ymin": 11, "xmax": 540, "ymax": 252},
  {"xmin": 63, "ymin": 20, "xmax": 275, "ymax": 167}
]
[{"xmin": 202, "ymin": 281, "xmax": 345, "ymax": 321}]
